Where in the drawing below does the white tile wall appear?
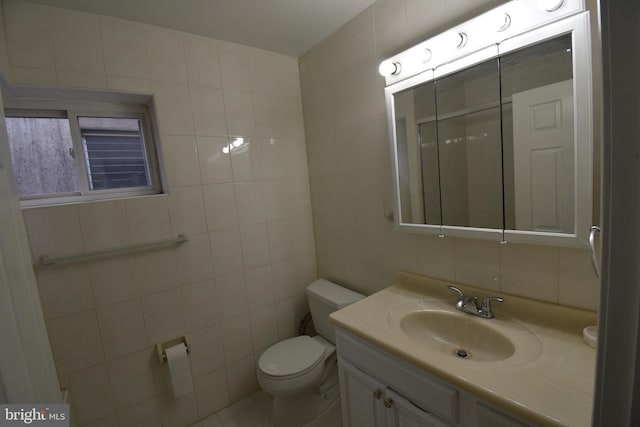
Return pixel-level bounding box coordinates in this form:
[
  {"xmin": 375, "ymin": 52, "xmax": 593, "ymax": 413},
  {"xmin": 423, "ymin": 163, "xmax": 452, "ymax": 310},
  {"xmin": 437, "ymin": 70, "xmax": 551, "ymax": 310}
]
[
  {"xmin": 4, "ymin": 0, "xmax": 54, "ymax": 69},
  {"xmin": 167, "ymin": 185, "xmax": 208, "ymax": 235},
  {"xmin": 142, "ymin": 289, "xmax": 186, "ymax": 344},
  {"xmin": 100, "ymin": 17, "xmax": 149, "ymax": 79},
  {"xmin": 221, "ymin": 315, "xmax": 253, "ymax": 362},
  {"xmin": 194, "ymin": 369, "xmax": 229, "ymax": 418},
  {"xmin": 183, "ymin": 34, "xmax": 221, "ymax": 89},
  {"xmin": 133, "ymin": 248, "xmax": 180, "ymax": 296},
  {"xmin": 234, "ymin": 182, "xmax": 266, "ymax": 226},
  {"xmin": 68, "ymin": 364, "xmax": 115, "ymax": 425},
  {"xmin": 215, "ymin": 272, "xmax": 249, "ymax": 321},
  {"xmin": 46, "ymin": 310, "xmax": 105, "ymax": 376},
  {"xmin": 244, "ymin": 265, "xmax": 275, "ymax": 310},
  {"xmin": 249, "ymin": 305, "xmax": 279, "ymax": 351},
  {"xmin": 23, "ymin": 205, "xmax": 84, "ymax": 258},
  {"xmin": 181, "ymin": 280, "xmax": 220, "ymax": 332},
  {"xmin": 89, "ymin": 257, "xmax": 139, "ymax": 307},
  {"xmin": 158, "ymin": 391, "xmax": 199, "ymax": 427},
  {"xmin": 98, "ymin": 300, "xmax": 148, "ymax": 359},
  {"xmin": 117, "ymin": 398, "xmax": 162, "ymax": 427},
  {"xmin": 189, "ymin": 324, "xmax": 225, "ymax": 378},
  {"xmin": 175, "ymin": 233, "xmax": 214, "ymax": 285},
  {"xmin": 85, "ymin": 414, "xmax": 119, "ymax": 427},
  {"xmin": 107, "ymin": 348, "xmax": 156, "ymax": 410},
  {"xmin": 8, "ymin": 2, "xmax": 316, "ymax": 425},
  {"xmin": 225, "ymin": 355, "xmax": 258, "ymax": 403},
  {"xmin": 190, "ymin": 87, "xmax": 228, "ymax": 137},
  {"xmin": 208, "ymin": 228, "xmax": 243, "ymax": 277},
  {"xmin": 151, "ymin": 83, "xmax": 195, "ymax": 136},
  {"xmin": 454, "ymin": 239, "xmax": 501, "ymax": 292},
  {"xmin": 218, "ymin": 42, "xmax": 253, "ymax": 92},
  {"xmin": 125, "ymin": 197, "xmax": 171, "ymax": 243},
  {"xmin": 230, "ymin": 137, "xmax": 261, "ymax": 182},
  {"xmin": 144, "ymin": 26, "xmax": 188, "ymax": 84},
  {"xmin": 50, "ymin": 8, "xmax": 104, "ymax": 74},
  {"xmin": 271, "ymin": 259, "xmax": 297, "ymax": 300},
  {"xmin": 197, "ymin": 136, "xmax": 233, "ymax": 184},
  {"xmin": 203, "ymin": 184, "xmax": 239, "ymax": 231},
  {"xmin": 222, "ymin": 90, "xmax": 255, "ymax": 136},
  {"xmin": 37, "ymin": 264, "xmax": 94, "ymax": 319},
  {"xmin": 78, "ymin": 201, "xmax": 131, "ymax": 252},
  {"xmin": 106, "ymin": 75, "xmax": 150, "ymax": 93},
  {"xmin": 239, "ymin": 224, "xmax": 271, "ymax": 269}
]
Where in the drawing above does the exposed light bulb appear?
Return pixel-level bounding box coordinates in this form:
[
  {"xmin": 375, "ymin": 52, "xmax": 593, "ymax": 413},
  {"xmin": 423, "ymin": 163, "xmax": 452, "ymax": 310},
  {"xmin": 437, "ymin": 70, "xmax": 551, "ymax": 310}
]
[
  {"xmin": 495, "ymin": 12, "xmax": 511, "ymax": 32},
  {"xmin": 457, "ymin": 32, "xmax": 468, "ymax": 48},
  {"xmin": 443, "ymin": 31, "xmax": 468, "ymax": 49},
  {"xmin": 537, "ymin": 0, "xmax": 564, "ymax": 12},
  {"xmin": 378, "ymin": 60, "xmax": 401, "ymax": 77},
  {"xmin": 423, "ymin": 49, "xmax": 432, "ymax": 64}
]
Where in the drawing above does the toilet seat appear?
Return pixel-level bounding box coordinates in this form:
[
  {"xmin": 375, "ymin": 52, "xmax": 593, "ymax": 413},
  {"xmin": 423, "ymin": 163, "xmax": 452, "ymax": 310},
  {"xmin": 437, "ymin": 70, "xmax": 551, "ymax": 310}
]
[
  {"xmin": 259, "ymin": 335, "xmax": 326, "ymax": 379},
  {"xmin": 257, "ymin": 335, "xmax": 335, "ymax": 396}
]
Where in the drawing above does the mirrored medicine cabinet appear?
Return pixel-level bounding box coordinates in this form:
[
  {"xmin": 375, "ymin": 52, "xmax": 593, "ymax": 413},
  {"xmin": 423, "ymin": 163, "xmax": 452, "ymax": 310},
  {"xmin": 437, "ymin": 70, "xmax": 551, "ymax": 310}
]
[{"xmin": 382, "ymin": 0, "xmax": 593, "ymax": 247}]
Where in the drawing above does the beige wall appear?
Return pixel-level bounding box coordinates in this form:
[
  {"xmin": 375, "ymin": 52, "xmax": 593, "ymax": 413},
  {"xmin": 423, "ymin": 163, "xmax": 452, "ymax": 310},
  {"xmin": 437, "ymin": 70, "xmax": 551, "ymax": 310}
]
[
  {"xmin": 1, "ymin": 0, "xmax": 315, "ymax": 425},
  {"xmin": 299, "ymin": 0, "xmax": 599, "ymax": 308}
]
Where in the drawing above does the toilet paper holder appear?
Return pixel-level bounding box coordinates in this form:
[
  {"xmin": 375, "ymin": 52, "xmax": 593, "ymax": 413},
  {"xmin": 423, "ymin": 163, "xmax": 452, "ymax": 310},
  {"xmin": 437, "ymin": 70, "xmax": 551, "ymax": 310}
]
[{"xmin": 156, "ymin": 335, "xmax": 190, "ymax": 363}]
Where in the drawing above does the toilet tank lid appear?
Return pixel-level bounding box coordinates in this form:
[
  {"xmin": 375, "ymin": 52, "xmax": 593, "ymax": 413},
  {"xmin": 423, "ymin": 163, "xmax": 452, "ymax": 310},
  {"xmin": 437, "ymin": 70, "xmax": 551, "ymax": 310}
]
[{"xmin": 306, "ymin": 279, "xmax": 364, "ymax": 309}]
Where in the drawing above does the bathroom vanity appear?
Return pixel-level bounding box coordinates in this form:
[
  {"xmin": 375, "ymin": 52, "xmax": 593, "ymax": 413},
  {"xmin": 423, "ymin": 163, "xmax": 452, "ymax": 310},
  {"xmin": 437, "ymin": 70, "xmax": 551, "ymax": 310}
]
[{"xmin": 330, "ymin": 273, "xmax": 597, "ymax": 427}]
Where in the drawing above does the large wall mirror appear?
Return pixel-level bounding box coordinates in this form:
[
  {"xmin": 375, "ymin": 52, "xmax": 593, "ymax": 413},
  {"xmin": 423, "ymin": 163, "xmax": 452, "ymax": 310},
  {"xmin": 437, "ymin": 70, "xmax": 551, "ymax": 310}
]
[{"xmin": 382, "ymin": 0, "xmax": 593, "ymax": 247}]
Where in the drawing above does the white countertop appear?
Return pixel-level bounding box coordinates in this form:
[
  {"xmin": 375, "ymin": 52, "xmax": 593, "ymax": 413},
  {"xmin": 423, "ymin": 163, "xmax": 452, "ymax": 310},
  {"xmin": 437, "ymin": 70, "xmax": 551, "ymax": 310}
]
[{"xmin": 330, "ymin": 272, "xmax": 597, "ymax": 427}]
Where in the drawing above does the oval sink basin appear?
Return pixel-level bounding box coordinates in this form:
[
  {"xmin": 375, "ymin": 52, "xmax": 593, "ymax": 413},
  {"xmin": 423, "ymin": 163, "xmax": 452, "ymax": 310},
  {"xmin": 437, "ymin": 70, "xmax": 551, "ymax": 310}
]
[
  {"xmin": 386, "ymin": 300, "xmax": 543, "ymax": 366},
  {"xmin": 400, "ymin": 310, "xmax": 515, "ymax": 362}
]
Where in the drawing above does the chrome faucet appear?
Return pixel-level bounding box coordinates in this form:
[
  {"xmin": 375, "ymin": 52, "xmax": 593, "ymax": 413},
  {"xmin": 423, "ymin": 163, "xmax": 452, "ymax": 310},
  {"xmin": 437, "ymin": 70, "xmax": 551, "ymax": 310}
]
[{"xmin": 447, "ymin": 285, "xmax": 503, "ymax": 319}]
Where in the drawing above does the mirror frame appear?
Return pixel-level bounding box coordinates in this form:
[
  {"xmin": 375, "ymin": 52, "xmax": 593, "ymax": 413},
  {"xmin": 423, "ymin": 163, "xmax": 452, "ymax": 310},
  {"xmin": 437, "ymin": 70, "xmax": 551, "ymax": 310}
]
[{"xmin": 383, "ymin": 3, "xmax": 593, "ymax": 248}]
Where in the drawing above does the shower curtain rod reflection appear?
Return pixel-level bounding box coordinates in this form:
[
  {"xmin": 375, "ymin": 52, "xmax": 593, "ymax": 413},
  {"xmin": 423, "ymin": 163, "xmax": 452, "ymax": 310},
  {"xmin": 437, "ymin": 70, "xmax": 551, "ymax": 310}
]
[{"xmin": 39, "ymin": 234, "xmax": 189, "ymax": 266}]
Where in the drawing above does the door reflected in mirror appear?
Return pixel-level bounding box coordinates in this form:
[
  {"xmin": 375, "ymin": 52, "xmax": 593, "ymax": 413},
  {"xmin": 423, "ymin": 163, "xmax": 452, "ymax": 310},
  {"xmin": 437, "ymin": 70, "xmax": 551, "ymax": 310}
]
[{"xmin": 502, "ymin": 35, "xmax": 574, "ymax": 233}]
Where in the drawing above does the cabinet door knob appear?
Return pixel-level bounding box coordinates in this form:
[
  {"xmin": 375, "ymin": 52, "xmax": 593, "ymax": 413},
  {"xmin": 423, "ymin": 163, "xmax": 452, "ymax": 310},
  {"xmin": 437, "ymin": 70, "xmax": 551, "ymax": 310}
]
[
  {"xmin": 372, "ymin": 388, "xmax": 382, "ymax": 399},
  {"xmin": 384, "ymin": 398, "xmax": 393, "ymax": 408}
]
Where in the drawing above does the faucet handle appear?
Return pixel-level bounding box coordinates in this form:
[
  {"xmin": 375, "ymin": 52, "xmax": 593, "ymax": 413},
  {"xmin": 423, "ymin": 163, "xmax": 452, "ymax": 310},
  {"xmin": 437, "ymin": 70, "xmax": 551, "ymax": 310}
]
[
  {"xmin": 447, "ymin": 285, "xmax": 465, "ymax": 299},
  {"xmin": 480, "ymin": 296, "xmax": 504, "ymax": 318}
]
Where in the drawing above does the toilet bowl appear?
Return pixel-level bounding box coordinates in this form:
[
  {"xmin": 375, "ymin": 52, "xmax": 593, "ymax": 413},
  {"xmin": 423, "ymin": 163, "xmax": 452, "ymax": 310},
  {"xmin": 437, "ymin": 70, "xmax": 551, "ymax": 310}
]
[
  {"xmin": 257, "ymin": 279, "xmax": 364, "ymax": 427},
  {"xmin": 258, "ymin": 335, "xmax": 335, "ymax": 396}
]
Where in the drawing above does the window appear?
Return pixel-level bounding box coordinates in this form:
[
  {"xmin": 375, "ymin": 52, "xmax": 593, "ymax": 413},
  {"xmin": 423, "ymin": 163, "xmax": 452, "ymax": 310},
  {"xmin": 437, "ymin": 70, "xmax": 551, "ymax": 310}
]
[
  {"xmin": 79, "ymin": 117, "xmax": 150, "ymax": 190},
  {"xmin": 5, "ymin": 100, "xmax": 162, "ymax": 205}
]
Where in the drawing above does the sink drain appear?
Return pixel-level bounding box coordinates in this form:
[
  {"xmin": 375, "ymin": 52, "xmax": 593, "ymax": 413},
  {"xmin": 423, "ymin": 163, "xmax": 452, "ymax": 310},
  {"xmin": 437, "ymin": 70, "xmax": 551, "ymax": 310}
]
[{"xmin": 454, "ymin": 348, "xmax": 470, "ymax": 359}]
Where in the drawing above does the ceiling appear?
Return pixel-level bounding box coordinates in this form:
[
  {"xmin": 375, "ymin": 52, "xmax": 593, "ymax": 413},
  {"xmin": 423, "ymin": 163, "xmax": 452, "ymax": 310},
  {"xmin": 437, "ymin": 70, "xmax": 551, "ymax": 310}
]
[{"xmin": 17, "ymin": 0, "xmax": 379, "ymax": 57}]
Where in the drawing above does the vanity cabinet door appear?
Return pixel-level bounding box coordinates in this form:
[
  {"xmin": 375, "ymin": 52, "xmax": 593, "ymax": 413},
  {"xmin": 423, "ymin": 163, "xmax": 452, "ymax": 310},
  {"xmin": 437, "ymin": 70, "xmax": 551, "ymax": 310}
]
[
  {"xmin": 339, "ymin": 359, "xmax": 451, "ymax": 427},
  {"xmin": 339, "ymin": 359, "xmax": 387, "ymax": 427},
  {"xmin": 385, "ymin": 388, "xmax": 451, "ymax": 427}
]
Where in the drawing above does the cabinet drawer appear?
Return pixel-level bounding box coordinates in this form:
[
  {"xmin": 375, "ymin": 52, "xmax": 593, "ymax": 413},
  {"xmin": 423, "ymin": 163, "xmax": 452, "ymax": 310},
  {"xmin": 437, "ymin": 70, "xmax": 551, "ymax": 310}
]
[{"xmin": 337, "ymin": 329, "xmax": 458, "ymax": 423}]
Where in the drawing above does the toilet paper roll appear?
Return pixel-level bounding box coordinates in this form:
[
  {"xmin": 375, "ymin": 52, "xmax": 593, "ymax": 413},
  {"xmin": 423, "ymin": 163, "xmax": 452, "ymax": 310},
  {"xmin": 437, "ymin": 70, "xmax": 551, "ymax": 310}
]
[{"xmin": 165, "ymin": 343, "xmax": 193, "ymax": 397}]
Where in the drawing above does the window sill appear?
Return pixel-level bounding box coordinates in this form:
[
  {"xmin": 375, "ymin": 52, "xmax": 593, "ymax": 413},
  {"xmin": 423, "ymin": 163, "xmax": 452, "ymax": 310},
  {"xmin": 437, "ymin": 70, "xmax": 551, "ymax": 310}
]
[{"xmin": 20, "ymin": 189, "xmax": 166, "ymax": 209}]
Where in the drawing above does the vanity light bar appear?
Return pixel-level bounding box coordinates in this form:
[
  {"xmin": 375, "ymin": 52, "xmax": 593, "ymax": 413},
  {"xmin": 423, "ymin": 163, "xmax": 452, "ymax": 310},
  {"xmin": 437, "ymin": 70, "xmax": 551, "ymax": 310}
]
[{"xmin": 379, "ymin": 0, "xmax": 584, "ymax": 85}]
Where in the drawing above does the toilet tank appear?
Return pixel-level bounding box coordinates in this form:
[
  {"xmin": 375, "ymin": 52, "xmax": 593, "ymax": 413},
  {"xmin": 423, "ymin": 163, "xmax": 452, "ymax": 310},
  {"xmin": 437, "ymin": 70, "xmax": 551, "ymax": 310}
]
[{"xmin": 306, "ymin": 279, "xmax": 364, "ymax": 344}]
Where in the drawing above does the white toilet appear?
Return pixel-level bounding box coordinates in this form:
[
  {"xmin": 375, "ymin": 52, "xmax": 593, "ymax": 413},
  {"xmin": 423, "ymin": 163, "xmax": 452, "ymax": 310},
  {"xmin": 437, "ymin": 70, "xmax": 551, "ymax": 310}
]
[{"xmin": 257, "ymin": 279, "xmax": 364, "ymax": 427}]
